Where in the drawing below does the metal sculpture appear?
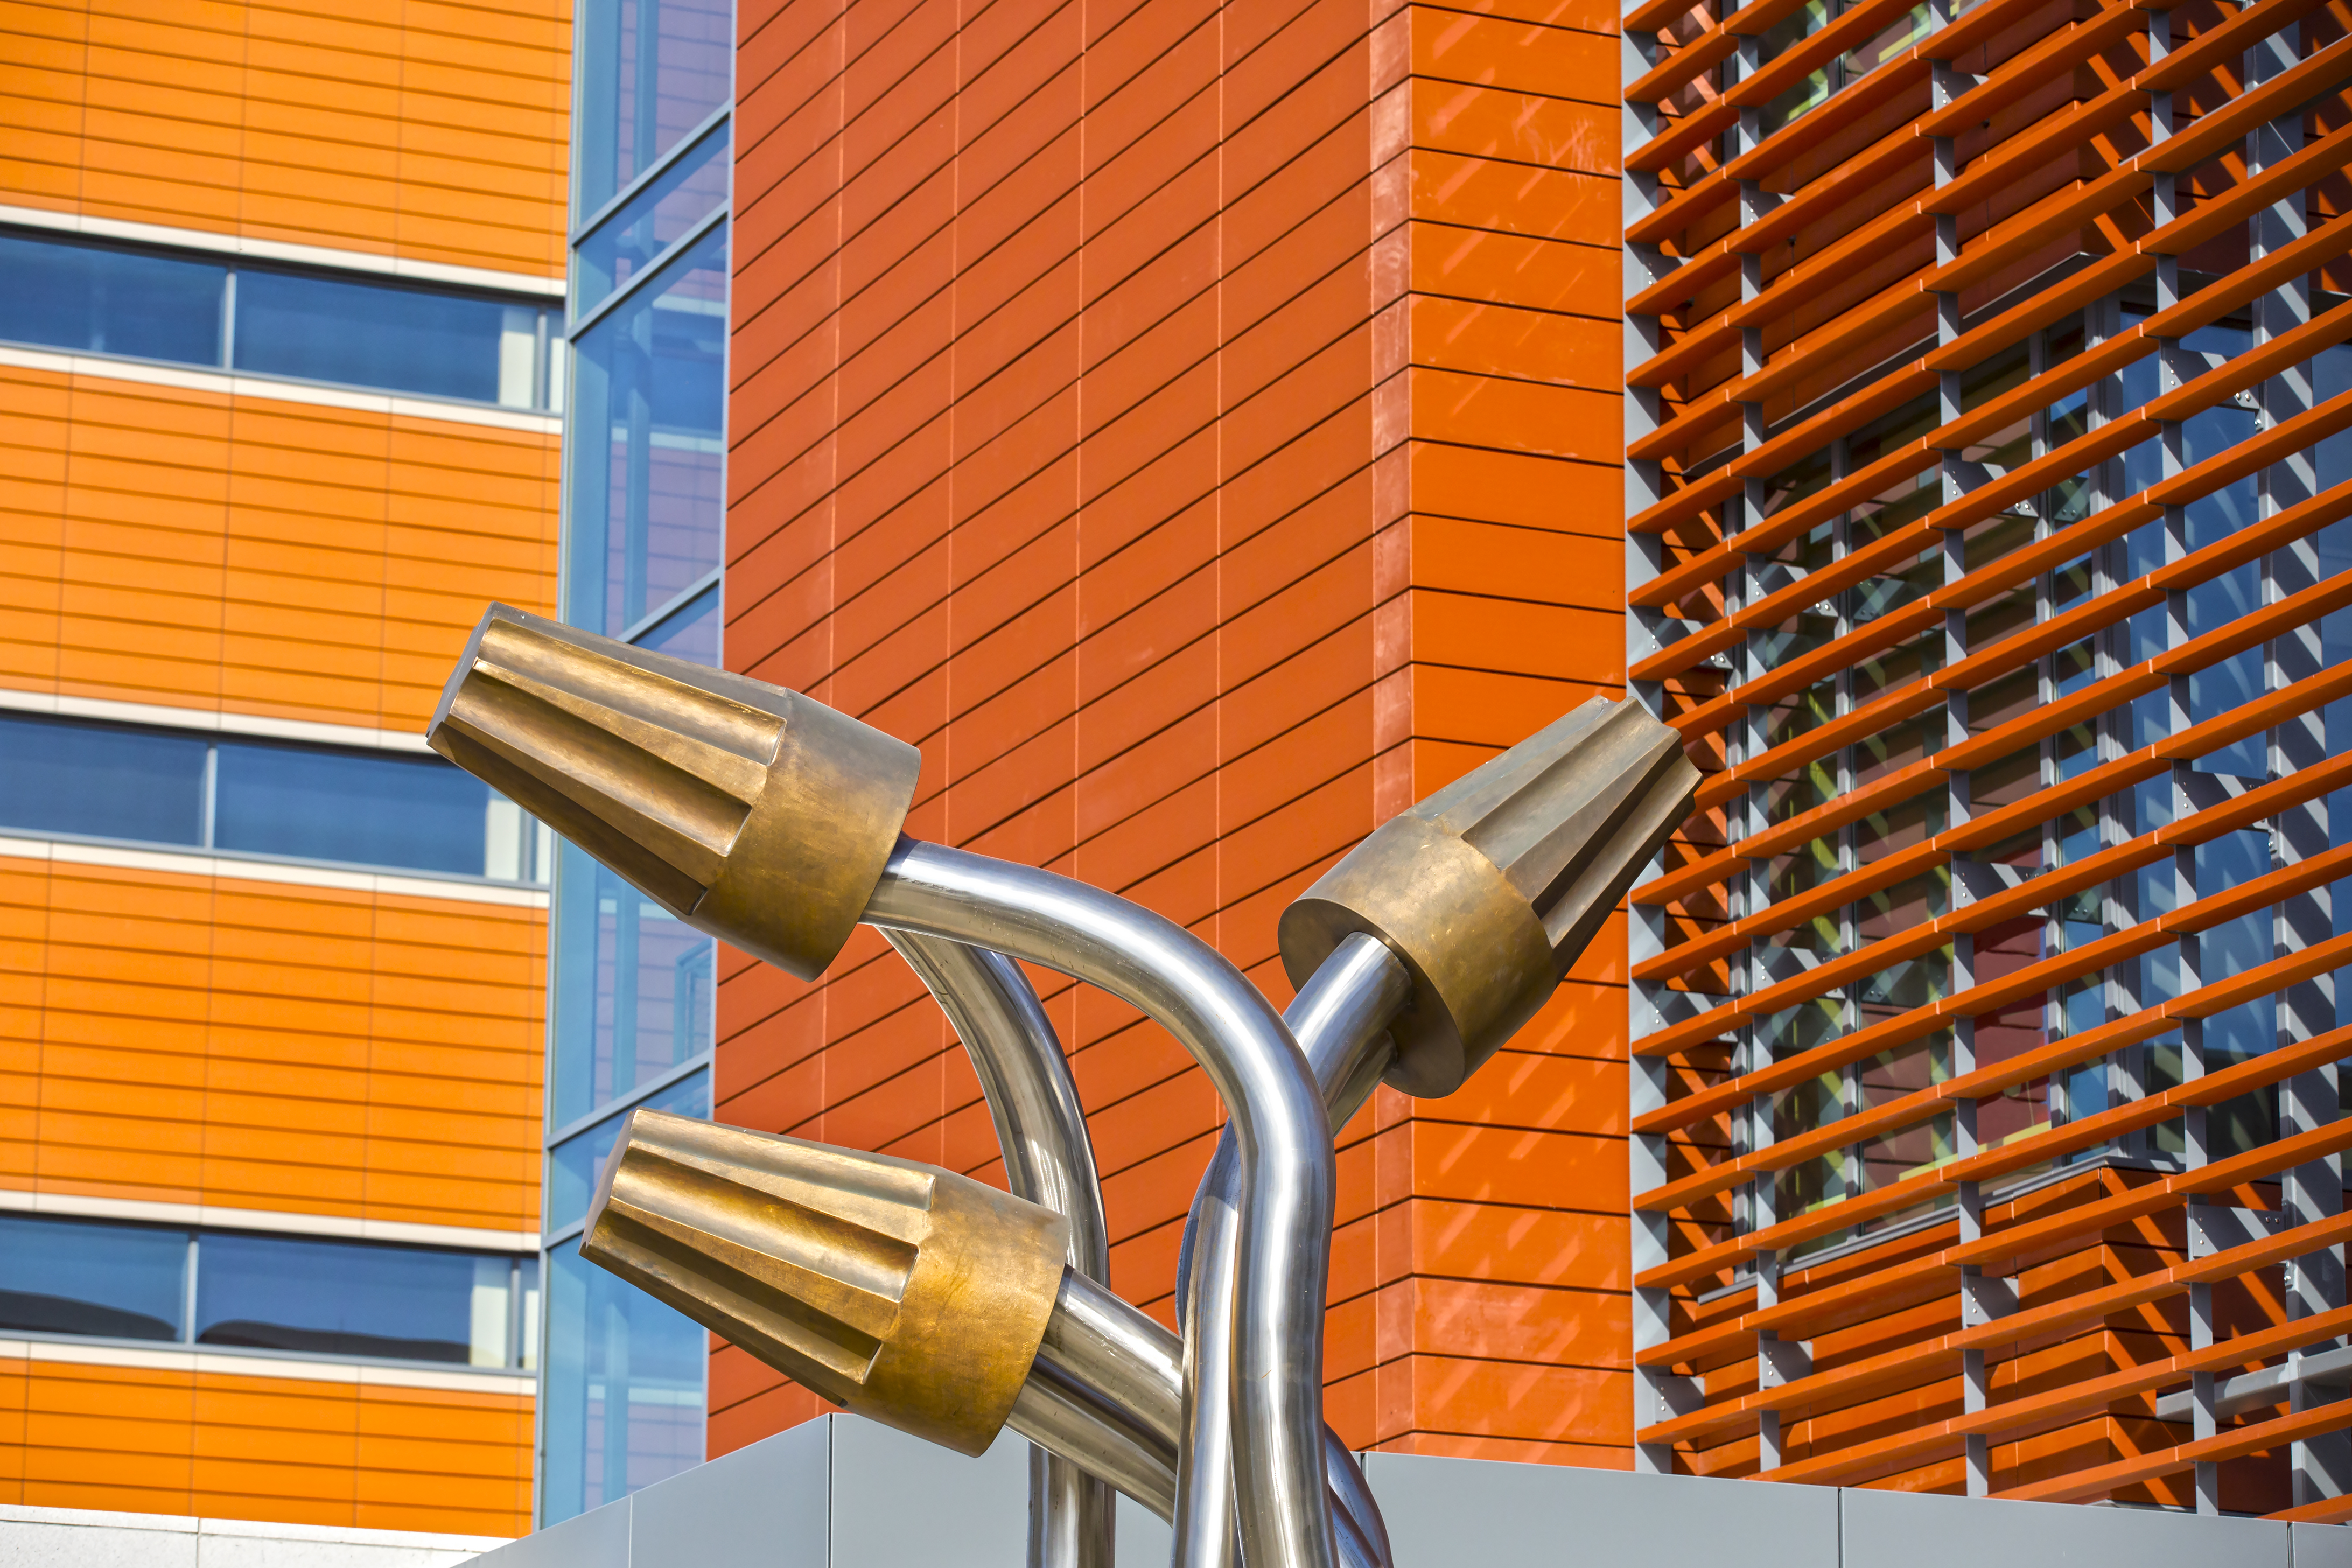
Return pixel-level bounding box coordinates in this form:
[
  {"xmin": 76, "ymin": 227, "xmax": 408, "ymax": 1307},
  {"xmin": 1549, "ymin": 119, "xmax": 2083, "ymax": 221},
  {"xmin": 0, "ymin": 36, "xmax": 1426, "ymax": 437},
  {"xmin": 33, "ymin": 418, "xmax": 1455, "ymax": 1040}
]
[{"xmin": 430, "ymin": 603, "xmax": 1699, "ymax": 1568}]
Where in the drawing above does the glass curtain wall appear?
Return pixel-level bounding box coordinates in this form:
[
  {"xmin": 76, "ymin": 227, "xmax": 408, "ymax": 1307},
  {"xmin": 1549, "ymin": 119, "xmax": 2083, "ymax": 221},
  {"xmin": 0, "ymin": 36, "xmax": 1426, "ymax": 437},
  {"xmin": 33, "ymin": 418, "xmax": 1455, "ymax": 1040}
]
[{"xmin": 538, "ymin": 0, "xmax": 733, "ymax": 1526}]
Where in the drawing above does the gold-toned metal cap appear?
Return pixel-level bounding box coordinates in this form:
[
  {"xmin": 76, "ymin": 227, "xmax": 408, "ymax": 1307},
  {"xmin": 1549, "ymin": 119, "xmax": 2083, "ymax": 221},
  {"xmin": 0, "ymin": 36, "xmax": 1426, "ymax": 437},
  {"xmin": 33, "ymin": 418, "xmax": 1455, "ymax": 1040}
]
[
  {"xmin": 428, "ymin": 603, "xmax": 921, "ymax": 981},
  {"xmin": 1278, "ymin": 698, "xmax": 1699, "ymax": 1097},
  {"xmin": 583, "ymin": 1109, "xmax": 1070, "ymax": 1457}
]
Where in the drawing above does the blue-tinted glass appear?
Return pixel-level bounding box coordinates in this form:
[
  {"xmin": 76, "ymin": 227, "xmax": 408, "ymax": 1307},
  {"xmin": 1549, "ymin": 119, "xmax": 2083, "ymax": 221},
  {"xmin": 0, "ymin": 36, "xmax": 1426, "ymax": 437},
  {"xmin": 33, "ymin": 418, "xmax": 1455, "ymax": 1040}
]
[
  {"xmin": 548, "ymin": 1068, "xmax": 710, "ymax": 1234},
  {"xmin": 541, "ymin": 1237, "xmax": 705, "ymax": 1522},
  {"xmin": 0, "ymin": 232, "xmax": 225, "ymax": 365},
  {"xmin": 549, "ymin": 843, "xmax": 717, "ymax": 1131},
  {"xmin": 575, "ymin": 0, "xmax": 734, "ymax": 215},
  {"xmin": 212, "ymin": 743, "xmax": 490, "ymax": 875},
  {"xmin": 565, "ymin": 225, "xmax": 727, "ymax": 639},
  {"xmin": 196, "ymin": 1234, "xmax": 483, "ymax": 1362},
  {"xmin": 635, "ymin": 585, "xmax": 720, "ymax": 667},
  {"xmin": 0, "ymin": 713, "xmax": 206, "ymax": 845},
  {"xmin": 234, "ymin": 270, "xmax": 543, "ymax": 406},
  {"xmin": 576, "ymin": 121, "xmax": 729, "ymax": 318},
  {"xmin": 0, "ymin": 1215, "xmax": 186, "ymax": 1341}
]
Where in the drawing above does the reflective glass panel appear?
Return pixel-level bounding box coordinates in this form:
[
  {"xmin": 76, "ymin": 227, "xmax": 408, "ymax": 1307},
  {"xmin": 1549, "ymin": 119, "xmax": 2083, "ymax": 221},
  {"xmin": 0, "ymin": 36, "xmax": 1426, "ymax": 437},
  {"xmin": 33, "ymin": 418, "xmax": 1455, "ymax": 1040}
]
[
  {"xmin": 575, "ymin": 0, "xmax": 734, "ymax": 216},
  {"xmin": 212, "ymin": 742, "xmax": 501, "ymax": 877},
  {"xmin": 575, "ymin": 121, "xmax": 729, "ymax": 318},
  {"xmin": 542, "ymin": 1237, "xmax": 707, "ymax": 1523},
  {"xmin": 634, "ymin": 584, "xmax": 720, "ymax": 667},
  {"xmin": 196, "ymin": 1234, "xmax": 490, "ymax": 1363},
  {"xmin": 0, "ymin": 713, "xmax": 207, "ymax": 845},
  {"xmin": 565, "ymin": 225, "xmax": 727, "ymax": 640},
  {"xmin": 549, "ymin": 843, "xmax": 717, "ymax": 1133},
  {"xmin": 235, "ymin": 270, "xmax": 547, "ymax": 407},
  {"xmin": 0, "ymin": 230, "xmax": 226, "ymax": 365},
  {"xmin": 0, "ymin": 1215, "xmax": 186, "ymax": 1341},
  {"xmin": 547, "ymin": 1069, "xmax": 710, "ymax": 1235}
]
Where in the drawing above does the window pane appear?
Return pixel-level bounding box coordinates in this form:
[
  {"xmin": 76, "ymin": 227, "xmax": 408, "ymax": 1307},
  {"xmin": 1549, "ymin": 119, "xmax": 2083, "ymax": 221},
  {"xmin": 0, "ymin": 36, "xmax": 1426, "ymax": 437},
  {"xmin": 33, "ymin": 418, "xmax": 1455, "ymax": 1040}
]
[
  {"xmin": 196, "ymin": 1234, "xmax": 480, "ymax": 1362},
  {"xmin": 575, "ymin": 0, "xmax": 733, "ymax": 215},
  {"xmin": 212, "ymin": 743, "xmax": 493, "ymax": 876},
  {"xmin": 547, "ymin": 1067, "xmax": 710, "ymax": 1235},
  {"xmin": 234, "ymin": 270, "xmax": 543, "ymax": 406},
  {"xmin": 541, "ymin": 1237, "xmax": 705, "ymax": 1522},
  {"xmin": 550, "ymin": 842, "xmax": 716, "ymax": 1132},
  {"xmin": 0, "ymin": 231, "xmax": 226, "ymax": 365},
  {"xmin": 0, "ymin": 1215, "xmax": 186, "ymax": 1341},
  {"xmin": 0, "ymin": 713, "xmax": 207, "ymax": 845},
  {"xmin": 565, "ymin": 225, "xmax": 727, "ymax": 639},
  {"xmin": 634, "ymin": 584, "xmax": 719, "ymax": 668},
  {"xmin": 575, "ymin": 120, "xmax": 729, "ymax": 319}
]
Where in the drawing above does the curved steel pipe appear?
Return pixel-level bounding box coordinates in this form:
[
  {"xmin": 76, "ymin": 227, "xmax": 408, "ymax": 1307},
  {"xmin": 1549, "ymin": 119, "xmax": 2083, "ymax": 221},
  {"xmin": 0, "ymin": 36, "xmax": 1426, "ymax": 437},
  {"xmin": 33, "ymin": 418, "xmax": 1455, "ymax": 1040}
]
[
  {"xmin": 865, "ymin": 837, "xmax": 1340, "ymax": 1568},
  {"xmin": 1176, "ymin": 933, "xmax": 1411, "ymax": 1568},
  {"xmin": 887, "ymin": 932, "xmax": 1114, "ymax": 1568},
  {"xmin": 1018, "ymin": 1271, "xmax": 1387, "ymax": 1568}
]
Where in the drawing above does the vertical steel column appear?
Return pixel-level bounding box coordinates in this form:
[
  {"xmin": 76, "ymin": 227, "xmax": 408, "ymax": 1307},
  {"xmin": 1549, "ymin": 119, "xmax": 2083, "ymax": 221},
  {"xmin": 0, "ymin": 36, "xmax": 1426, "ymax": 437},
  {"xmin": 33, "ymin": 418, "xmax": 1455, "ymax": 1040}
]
[{"xmin": 2246, "ymin": 16, "xmax": 2348, "ymax": 1508}]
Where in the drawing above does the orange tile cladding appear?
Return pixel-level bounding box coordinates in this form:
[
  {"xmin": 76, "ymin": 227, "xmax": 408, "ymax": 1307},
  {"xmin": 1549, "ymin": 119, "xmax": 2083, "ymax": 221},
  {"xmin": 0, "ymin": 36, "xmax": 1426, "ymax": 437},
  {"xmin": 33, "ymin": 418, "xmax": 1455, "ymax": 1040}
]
[
  {"xmin": 0, "ymin": 0, "xmax": 570, "ymax": 278},
  {"xmin": 0, "ymin": 853, "xmax": 545, "ymax": 1232},
  {"xmin": 0, "ymin": 1354, "xmax": 533, "ymax": 1537},
  {"xmin": 0, "ymin": 362, "xmax": 562, "ymax": 732},
  {"xmin": 717, "ymin": 0, "xmax": 1628, "ymax": 1468}
]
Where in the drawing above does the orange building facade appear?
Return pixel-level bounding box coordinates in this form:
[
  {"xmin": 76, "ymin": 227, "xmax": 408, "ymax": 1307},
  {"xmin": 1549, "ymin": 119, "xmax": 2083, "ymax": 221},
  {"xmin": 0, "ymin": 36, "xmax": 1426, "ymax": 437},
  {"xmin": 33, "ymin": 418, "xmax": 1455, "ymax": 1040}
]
[
  {"xmin": 0, "ymin": 0, "xmax": 569, "ymax": 1539},
  {"xmin": 712, "ymin": 0, "xmax": 1635, "ymax": 1466},
  {"xmin": 705, "ymin": 0, "xmax": 2352, "ymax": 1528}
]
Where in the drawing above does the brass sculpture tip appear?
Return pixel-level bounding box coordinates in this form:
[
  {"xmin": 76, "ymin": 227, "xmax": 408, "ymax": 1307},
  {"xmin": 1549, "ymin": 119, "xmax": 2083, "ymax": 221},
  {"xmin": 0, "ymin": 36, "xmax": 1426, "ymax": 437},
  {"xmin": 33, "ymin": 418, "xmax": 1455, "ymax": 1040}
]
[
  {"xmin": 583, "ymin": 1108, "xmax": 1069, "ymax": 1457},
  {"xmin": 428, "ymin": 603, "xmax": 921, "ymax": 981},
  {"xmin": 1278, "ymin": 697, "xmax": 1699, "ymax": 1097}
]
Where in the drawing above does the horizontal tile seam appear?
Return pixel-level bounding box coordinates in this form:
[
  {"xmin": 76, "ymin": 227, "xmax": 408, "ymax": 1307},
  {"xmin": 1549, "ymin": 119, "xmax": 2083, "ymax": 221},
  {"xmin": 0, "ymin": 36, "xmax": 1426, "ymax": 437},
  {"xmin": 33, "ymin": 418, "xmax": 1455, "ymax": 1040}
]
[{"xmin": 0, "ymin": 346, "xmax": 563, "ymax": 434}]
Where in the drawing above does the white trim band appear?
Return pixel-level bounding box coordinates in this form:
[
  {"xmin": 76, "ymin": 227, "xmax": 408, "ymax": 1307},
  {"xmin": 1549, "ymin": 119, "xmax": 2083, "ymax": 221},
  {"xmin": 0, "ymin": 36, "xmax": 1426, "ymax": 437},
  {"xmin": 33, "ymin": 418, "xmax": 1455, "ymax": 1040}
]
[
  {"xmin": 0, "ymin": 1337, "xmax": 537, "ymax": 1397},
  {"xmin": 0, "ymin": 834, "xmax": 551, "ymax": 909},
  {"xmin": 0, "ymin": 201, "xmax": 567, "ymax": 298},
  {"xmin": 0, "ymin": 687, "xmax": 438, "ymax": 753},
  {"xmin": 0, "ymin": 344, "xmax": 564, "ymax": 436},
  {"xmin": 0, "ymin": 1502, "xmax": 512, "ymax": 1556},
  {"xmin": 0, "ymin": 1187, "xmax": 541, "ymax": 1252}
]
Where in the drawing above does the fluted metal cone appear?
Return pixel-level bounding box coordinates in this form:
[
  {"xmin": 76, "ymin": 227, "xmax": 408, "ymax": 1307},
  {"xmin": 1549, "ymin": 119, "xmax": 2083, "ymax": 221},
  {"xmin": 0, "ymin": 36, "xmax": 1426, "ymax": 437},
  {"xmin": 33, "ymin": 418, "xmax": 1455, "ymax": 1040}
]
[
  {"xmin": 584, "ymin": 1108, "xmax": 1070, "ymax": 1457},
  {"xmin": 1279, "ymin": 698, "xmax": 1698, "ymax": 1097},
  {"xmin": 428, "ymin": 603, "xmax": 921, "ymax": 981}
]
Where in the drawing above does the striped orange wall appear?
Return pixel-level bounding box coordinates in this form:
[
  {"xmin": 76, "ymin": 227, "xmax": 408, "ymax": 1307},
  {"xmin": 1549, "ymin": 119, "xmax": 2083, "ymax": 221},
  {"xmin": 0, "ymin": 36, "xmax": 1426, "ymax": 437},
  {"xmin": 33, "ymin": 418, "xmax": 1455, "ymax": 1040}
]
[
  {"xmin": 1, "ymin": 0, "xmax": 571, "ymax": 278},
  {"xmin": 0, "ymin": 1352, "xmax": 533, "ymax": 1537},
  {"xmin": 0, "ymin": 363, "xmax": 561, "ymax": 734},
  {"xmin": 716, "ymin": 0, "xmax": 1627, "ymax": 1467},
  {"xmin": 0, "ymin": 852, "xmax": 544, "ymax": 1232}
]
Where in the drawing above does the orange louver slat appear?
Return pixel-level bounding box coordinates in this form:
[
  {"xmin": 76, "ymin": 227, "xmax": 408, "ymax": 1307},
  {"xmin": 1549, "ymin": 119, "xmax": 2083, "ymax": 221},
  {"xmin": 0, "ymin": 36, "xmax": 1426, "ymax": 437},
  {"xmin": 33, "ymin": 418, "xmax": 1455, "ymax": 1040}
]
[{"xmin": 1625, "ymin": 0, "xmax": 2352, "ymax": 1511}]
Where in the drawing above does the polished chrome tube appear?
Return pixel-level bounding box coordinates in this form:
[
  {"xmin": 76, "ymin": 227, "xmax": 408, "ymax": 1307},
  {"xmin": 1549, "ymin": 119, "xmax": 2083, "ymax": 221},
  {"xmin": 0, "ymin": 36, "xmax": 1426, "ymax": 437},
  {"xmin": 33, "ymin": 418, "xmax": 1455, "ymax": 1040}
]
[
  {"xmin": 1026, "ymin": 1270, "xmax": 1389, "ymax": 1568},
  {"xmin": 887, "ymin": 932, "xmax": 1114, "ymax": 1568},
  {"xmin": 866, "ymin": 837, "xmax": 1340, "ymax": 1568},
  {"xmin": 1176, "ymin": 932, "xmax": 1411, "ymax": 1568}
]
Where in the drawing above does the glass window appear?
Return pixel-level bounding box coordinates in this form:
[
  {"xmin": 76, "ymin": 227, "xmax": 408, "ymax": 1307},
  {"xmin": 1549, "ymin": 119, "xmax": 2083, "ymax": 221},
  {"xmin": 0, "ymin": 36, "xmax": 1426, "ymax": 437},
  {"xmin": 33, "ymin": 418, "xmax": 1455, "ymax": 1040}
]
[
  {"xmin": 196, "ymin": 1233, "xmax": 510, "ymax": 1364},
  {"xmin": 0, "ymin": 230, "xmax": 226, "ymax": 365},
  {"xmin": 550, "ymin": 843, "xmax": 716, "ymax": 1133},
  {"xmin": 0, "ymin": 713, "xmax": 208, "ymax": 845},
  {"xmin": 211, "ymin": 741, "xmax": 498, "ymax": 877},
  {"xmin": 548, "ymin": 1068, "xmax": 711, "ymax": 1235},
  {"xmin": 575, "ymin": 0, "xmax": 734, "ymax": 216},
  {"xmin": 633, "ymin": 584, "xmax": 720, "ymax": 668},
  {"xmin": 235, "ymin": 269, "xmax": 545, "ymax": 407},
  {"xmin": 0, "ymin": 1215, "xmax": 186, "ymax": 1341},
  {"xmin": 576, "ymin": 121, "xmax": 729, "ymax": 318},
  {"xmin": 565, "ymin": 225, "xmax": 728, "ymax": 640},
  {"xmin": 541, "ymin": 1236, "xmax": 707, "ymax": 1522}
]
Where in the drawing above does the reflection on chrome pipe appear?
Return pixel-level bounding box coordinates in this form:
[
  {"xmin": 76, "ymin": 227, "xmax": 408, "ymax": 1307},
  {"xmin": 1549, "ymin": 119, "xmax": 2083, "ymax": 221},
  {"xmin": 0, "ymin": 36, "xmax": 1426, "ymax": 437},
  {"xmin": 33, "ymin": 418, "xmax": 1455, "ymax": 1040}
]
[
  {"xmin": 866, "ymin": 837, "xmax": 1340, "ymax": 1568},
  {"xmin": 1175, "ymin": 933, "xmax": 1412, "ymax": 1568},
  {"xmin": 1028, "ymin": 1270, "xmax": 1388, "ymax": 1568},
  {"xmin": 887, "ymin": 932, "xmax": 1114, "ymax": 1568}
]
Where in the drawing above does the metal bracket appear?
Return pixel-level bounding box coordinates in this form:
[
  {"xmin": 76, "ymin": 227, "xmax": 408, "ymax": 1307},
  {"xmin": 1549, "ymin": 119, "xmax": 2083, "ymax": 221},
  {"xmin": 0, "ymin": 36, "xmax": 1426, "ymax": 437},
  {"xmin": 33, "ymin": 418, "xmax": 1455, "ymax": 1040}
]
[{"xmin": 2187, "ymin": 1202, "xmax": 2288, "ymax": 1260}]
